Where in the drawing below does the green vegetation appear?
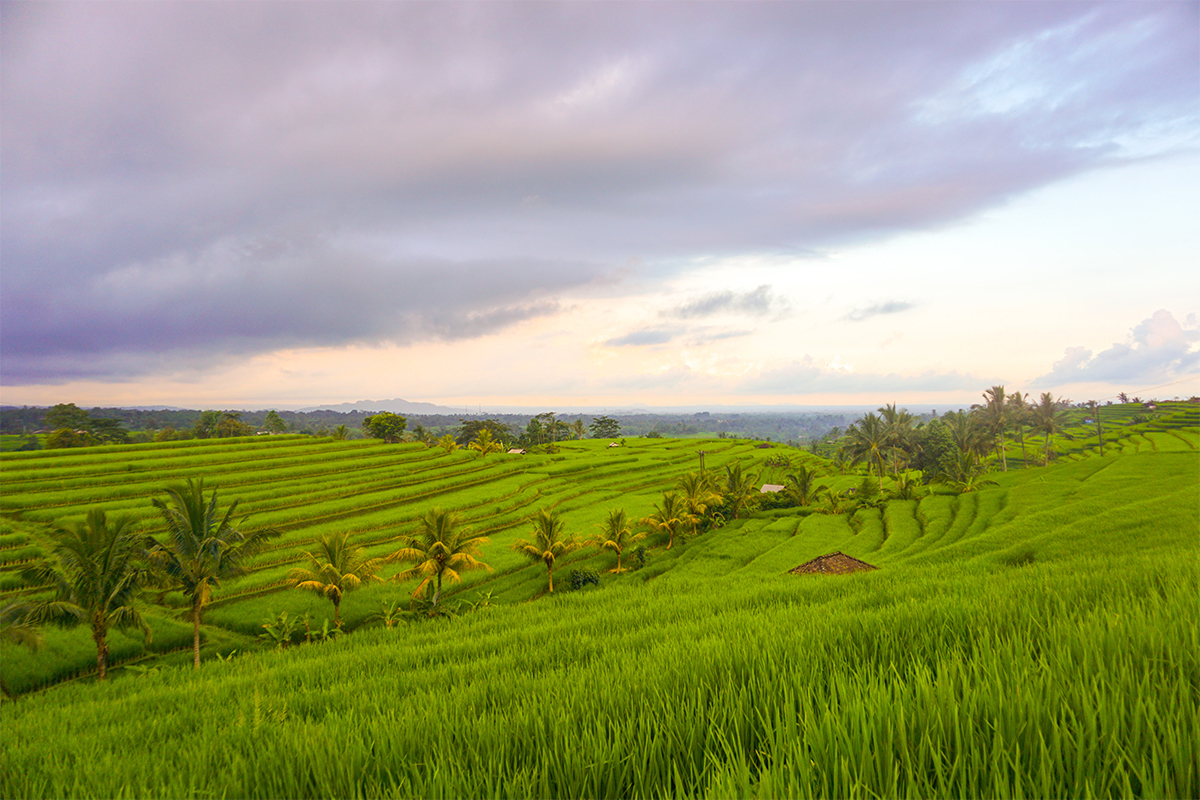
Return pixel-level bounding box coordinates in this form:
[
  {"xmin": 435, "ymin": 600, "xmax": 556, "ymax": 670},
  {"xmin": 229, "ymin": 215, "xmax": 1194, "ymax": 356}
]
[{"xmin": 0, "ymin": 400, "xmax": 1196, "ymax": 798}]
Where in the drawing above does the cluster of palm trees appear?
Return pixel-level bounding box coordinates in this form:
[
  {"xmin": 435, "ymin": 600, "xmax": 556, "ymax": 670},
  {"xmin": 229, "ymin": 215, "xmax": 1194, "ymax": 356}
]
[
  {"xmin": 4, "ymin": 479, "xmax": 276, "ymax": 681},
  {"xmin": 836, "ymin": 389, "xmax": 1071, "ymax": 494}
]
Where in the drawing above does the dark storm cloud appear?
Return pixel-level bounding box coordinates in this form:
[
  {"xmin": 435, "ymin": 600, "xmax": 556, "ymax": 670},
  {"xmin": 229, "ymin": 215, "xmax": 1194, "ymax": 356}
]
[
  {"xmin": 2, "ymin": 1, "xmax": 1196, "ymax": 382},
  {"xmin": 844, "ymin": 301, "xmax": 915, "ymax": 322}
]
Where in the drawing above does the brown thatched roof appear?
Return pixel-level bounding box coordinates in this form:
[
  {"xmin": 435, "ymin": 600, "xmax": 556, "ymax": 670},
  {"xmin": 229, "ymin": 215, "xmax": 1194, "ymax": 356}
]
[{"xmin": 789, "ymin": 551, "xmax": 878, "ymax": 575}]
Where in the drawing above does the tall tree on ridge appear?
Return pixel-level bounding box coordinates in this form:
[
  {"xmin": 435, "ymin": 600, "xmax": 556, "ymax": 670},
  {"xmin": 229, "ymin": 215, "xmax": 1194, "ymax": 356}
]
[
  {"xmin": 24, "ymin": 509, "xmax": 153, "ymax": 681},
  {"xmin": 591, "ymin": 508, "xmax": 646, "ymax": 573},
  {"xmin": 286, "ymin": 532, "xmax": 384, "ymax": 628},
  {"xmin": 1031, "ymin": 392, "xmax": 1068, "ymax": 466},
  {"xmin": 150, "ymin": 479, "xmax": 278, "ymax": 669},
  {"xmin": 511, "ymin": 509, "xmax": 579, "ymax": 593},
  {"xmin": 978, "ymin": 386, "xmax": 1010, "ymax": 471},
  {"xmin": 842, "ymin": 413, "xmax": 890, "ymax": 491},
  {"xmin": 390, "ymin": 507, "xmax": 491, "ymax": 607}
]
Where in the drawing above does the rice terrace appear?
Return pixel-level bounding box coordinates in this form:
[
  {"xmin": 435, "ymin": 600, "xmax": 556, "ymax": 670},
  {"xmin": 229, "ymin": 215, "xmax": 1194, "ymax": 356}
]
[{"xmin": 0, "ymin": 397, "xmax": 1196, "ymax": 798}]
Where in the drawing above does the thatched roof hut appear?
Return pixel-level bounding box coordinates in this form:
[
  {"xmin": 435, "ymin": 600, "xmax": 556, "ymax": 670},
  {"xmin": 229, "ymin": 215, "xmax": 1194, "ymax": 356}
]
[{"xmin": 789, "ymin": 551, "xmax": 878, "ymax": 575}]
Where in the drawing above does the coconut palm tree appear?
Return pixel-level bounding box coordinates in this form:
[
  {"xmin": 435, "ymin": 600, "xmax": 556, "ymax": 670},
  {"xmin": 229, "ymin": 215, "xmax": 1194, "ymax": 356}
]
[
  {"xmin": 643, "ymin": 491, "xmax": 688, "ymax": 549},
  {"xmin": 841, "ymin": 413, "xmax": 890, "ymax": 491},
  {"xmin": 675, "ymin": 471, "xmax": 720, "ymax": 537},
  {"xmin": 1006, "ymin": 392, "xmax": 1032, "ymax": 467},
  {"xmin": 722, "ymin": 462, "xmax": 760, "ymax": 519},
  {"xmin": 978, "ymin": 386, "xmax": 1011, "ymax": 471},
  {"xmin": 878, "ymin": 403, "xmax": 917, "ymax": 476},
  {"xmin": 149, "ymin": 478, "xmax": 278, "ymax": 669},
  {"xmin": 784, "ymin": 465, "xmax": 828, "ymax": 507},
  {"xmin": 512, "ymin": 509, "xmax": 580, "ymax": 592},
  {"xmin": 469, "ymin": 429, "xmax": 504, "ymax": 457},
  {"xmin": 1031, "ymin": 392, "xmax": 1068, "ymax": 466},
  {"xmin": 590, "ymin": 508, "xmax": 646, "ymax": 573},
  {"xmin": 389, "ymin": 507, "xmax": 491, "ymax": 607},
  {"xmin": 286, "ymin": 531, "xmax": 384, "ymax": 628},
  {"xmin": 23, "ymin": 509, "xmax": 153, "ymax": 681},
  {"xmin": 436, "ymin": 434, "xmax": 460, "ymax": 454}
]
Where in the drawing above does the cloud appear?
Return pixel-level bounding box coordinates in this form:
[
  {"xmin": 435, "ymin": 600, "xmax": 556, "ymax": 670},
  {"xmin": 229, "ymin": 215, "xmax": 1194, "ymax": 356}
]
[
  {"xmin": 1036, "ymin": 310, "xmax": 1200, "ymax": 386},
  {"xmin": 664, "ymin": 285, "xmax": 781, "ymax": 320},
  {"xmin": 844, "ymin": 301, "xmax": 915, "ymax": 322},
  {"xmin": 604, "ymin": 328, "xmax": 680, "ymax": 348},
  {"xmin": 2, "ymin": 2, "xmax": 1195, "ymax": 385},
  {"xmin": 742, "ymin": 356, "xmax": 982, "ymax": 395}
]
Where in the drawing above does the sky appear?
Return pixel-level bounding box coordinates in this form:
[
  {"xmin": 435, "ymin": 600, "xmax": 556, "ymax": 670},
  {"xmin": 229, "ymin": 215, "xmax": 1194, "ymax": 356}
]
[{"xmin": 2, "ymin": 1, "xmax": 1198, "ymax": 412}]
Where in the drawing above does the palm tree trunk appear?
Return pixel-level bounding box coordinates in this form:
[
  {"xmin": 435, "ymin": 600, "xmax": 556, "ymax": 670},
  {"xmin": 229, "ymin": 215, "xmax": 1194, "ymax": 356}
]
[
  {"xmin": 333, "ymin": 598, "xmax": 341, "ymax": 628},
  {"xmin": 434, "ymin": 572, "xmax": 442, "ymax": 607},
  {"xmin": 192, "ymin": 597, "xmax": 202, "ymax": 669},
  {"xmin": 93, "ymin": 622, "xmax": 108, "ymax": 681},
  {"xmin": 547, "ymin": 565, "xmax": 554, "ymax": 593}
]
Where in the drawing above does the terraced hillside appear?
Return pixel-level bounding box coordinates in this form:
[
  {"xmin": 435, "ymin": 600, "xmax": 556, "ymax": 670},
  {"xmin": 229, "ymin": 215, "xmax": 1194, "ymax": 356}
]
[
  {"xmin": 1, "ymin": 434, "xmax": 805, "ymax": 689},
  {"xmin": 1, "ymin": 407, "xmax": 1196, "ymax": 798}
]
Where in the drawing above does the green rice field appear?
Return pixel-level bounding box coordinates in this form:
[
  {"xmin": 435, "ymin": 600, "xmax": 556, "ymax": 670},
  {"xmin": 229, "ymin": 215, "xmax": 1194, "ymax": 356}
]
[{"xmin": 1, "ymin": 403, "xmax": 1197, "ymax": 798}]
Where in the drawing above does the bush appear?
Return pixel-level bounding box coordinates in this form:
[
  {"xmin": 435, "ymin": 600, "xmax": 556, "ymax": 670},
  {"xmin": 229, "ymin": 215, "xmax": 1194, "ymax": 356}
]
[{"xmin": 569, "ymin": 568, "xmax": 601, "ymax": 590}]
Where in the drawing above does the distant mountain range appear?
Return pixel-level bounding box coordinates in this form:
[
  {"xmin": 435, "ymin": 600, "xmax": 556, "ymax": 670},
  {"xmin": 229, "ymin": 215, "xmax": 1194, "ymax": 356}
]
[{"xmin": 294, "ymin": 398, "xmax": 462, "ymax": 414}]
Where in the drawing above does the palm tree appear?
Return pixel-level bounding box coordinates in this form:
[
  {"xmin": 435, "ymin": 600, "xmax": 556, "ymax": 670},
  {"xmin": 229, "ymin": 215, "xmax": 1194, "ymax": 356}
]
[
  {"xmin": 784, "ymin": 465, "xmax": 827, "ymax": 507},
  {"xmin": 1006, "ymin": 392, "xmax": 1031, "ymax": 467},
  {"xmin": 286, "ymin": 532, "xmax": 384, "ymax": 628},
  {"xmin": 512, "ymin": 509, "xmax": 580, "ymax": 592},
  {"xmin": 436, "ymin": 434, "xmax": 460, "ymax": 454},
  {"xmin": 722, "ymin": 462, "xmax": 760, "ymax": 519},
  {"xmin": 676, "ymin": 471, "xmax": 720, "ymax": 537},
  {"xmin": 469, "ymin": 429, "xmax": 504, "ymax": 457},
  {"xmin": 149, "ymin": 478, "xmax": 278, "ymax": 669},
  {"xmin": 590, "ymin": 508, "xmax": 646, "ymax": 573},
  {"xmin": 642, "ymin": 491, "xmax": 687, "ymax": 549},
  {"xmin": 842, "ymin": 413, "xmax": 889, "ymax": 491},
  {"xmin": 332, "ymin": 424, "xmax": 349, "ymax": 441},
  {"xmin": 878, "ymin": 403, "xmax": 917, "ymax": 476},
  {"xmin": 571, "ymin": 419, "xmax": 586, "ymax": 440},
  {"xmin": 1031, "ymin": 392, "xmax": 1068, "ymax": 466},
  {"xmin": 23, "ymin": 509, "xmax": 152, "ymax": 681},
  {"xmin": 942, "ymin": 410, "xmax": 988, "ymax": 462},
  {"xmin": 389, "ymin": 507, "xmax": 491, "ymax": 607},
  {"xmin": 978, "ymin": 386, "xmax": 1010, "ymax": 471}
]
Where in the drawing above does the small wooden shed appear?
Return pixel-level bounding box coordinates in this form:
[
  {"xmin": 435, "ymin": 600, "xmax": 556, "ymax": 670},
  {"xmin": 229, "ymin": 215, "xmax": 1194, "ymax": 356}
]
[{"xmin": 789, "ymin": 551, "xmax": 878, "ymax": 575}]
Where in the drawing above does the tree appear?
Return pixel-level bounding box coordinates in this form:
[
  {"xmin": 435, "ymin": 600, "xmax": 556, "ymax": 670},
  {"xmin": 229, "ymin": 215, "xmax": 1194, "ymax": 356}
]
[
  {"xmin": 263, "ymin": 410, "xmax": 287, "ymax": 434},
  {"xmin": 589, "ymin": 415, "xmax": 621, "ymax": 439},
  {"xmin": 512, "ymin": 509, "xmax": 580, "ymax": 592},
  {"xmin": 977, "ymin": 386, "xmax": 1010, "ymax": 471},
  {"xmin": 1031, "ymin": 392, "xmax": 1068, "ymax": 466},
  {"xmin": 45, "ymin": 402, "xmax": 90, "ymax": 431},
  {"xmin": 332, "ymin": 424, "xmax": 350, "ymax": 441},
  {"xmin": 676, "ymin": 471, "xmax": 720, "ymax": 538},
  {"xmin": 436, "ymin": 434, "xmax": 460, "ymax": 453},
  {"xmin": 363, "ymin": 412, "xmax": 408, "ymax": 443},
  {"xmin": 590, "ymin": 508, "xmax": 646, "ymax": 573},
  {"xmin": 842, "ymin": 413, "xmax": 890, "ymax": 491},
  {"xmin": 642, "ymin": 491, "xmax": 687, "ymax": 549},
  {"xmin": 1006, "ymin": 392, "xmax": 1032, "ymax": 467},
  {"xmin": 571, "ymin": 418, "xmax": 586, "ymax": 440},
  {"xmin": 192, "ymin": 410, "xmax": 221, "ymax": 439},
  {"xmin": 23, "ymin": 509, "xmax": 152, "ymax": 681},
  {"xmin": 149, "ymin": 479, "xmax": 278, "ymax": 669},
  {"xmin": 286, "ymin": 532, "xmax": 384, "ymax": 628},
  {"xmin": 469, "ymin": 428, "xmax": 504, "ymax": 456},
  {"xmin": 878, "ymin": 403, "xmax": 917, "ymax": 476},
  {"xmin": 45, "ymin": 428, "xmax": 98, "ymax": 449},
  {"xmin": 722, "ymin": 462, "xmax": 760, "ymax": 519},
  {"xmin": 389, "ymin": 507, "xmax": 491, "ymax": 607},
  {"xmin": 215, "ymin": 412, "xmax": 253, "ymax": 438},
  {"xmin": 456, "ymin": 418, "xmax": 511, "ymax": 447},
  {"xmin": 88, "ymin": 417, "xmax": 130, "ymax": 444},
  {"xmin": 784, "ymin": 465, "xmax": 828, "ymax": 507}
]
